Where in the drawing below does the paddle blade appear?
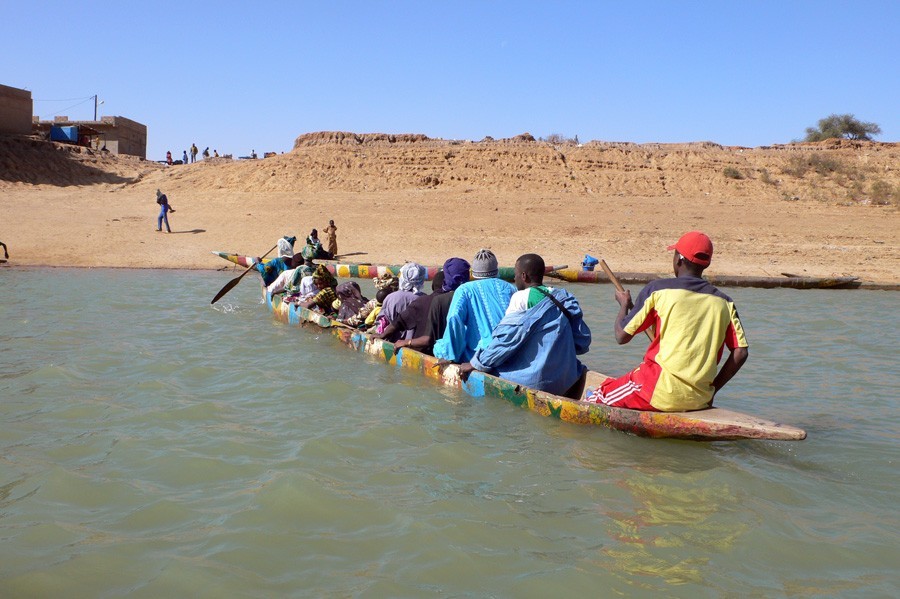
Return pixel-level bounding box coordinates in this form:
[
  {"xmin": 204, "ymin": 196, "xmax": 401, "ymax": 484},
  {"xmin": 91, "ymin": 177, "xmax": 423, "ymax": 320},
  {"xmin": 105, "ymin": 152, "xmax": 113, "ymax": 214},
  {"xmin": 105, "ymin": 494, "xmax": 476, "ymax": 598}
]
[{"xmin": 211, "ymin": 270, "xmax": 248, "ymax": 304}]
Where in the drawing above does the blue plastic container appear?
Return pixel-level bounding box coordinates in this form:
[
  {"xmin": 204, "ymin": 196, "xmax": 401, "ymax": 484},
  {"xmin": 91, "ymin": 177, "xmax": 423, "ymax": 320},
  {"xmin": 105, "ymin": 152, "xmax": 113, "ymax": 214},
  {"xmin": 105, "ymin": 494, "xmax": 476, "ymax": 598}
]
[{"xmin": 50, "ymin": 126, "xmax": 78, "ymax": 142}]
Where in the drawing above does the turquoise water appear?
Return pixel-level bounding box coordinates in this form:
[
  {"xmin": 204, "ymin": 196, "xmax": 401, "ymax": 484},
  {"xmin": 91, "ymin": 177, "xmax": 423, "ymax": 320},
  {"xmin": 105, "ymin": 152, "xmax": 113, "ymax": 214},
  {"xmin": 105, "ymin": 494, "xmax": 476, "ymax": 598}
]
[{"xmin": 1, "ymin": 268, "xmax": 897, "ymax": 597}]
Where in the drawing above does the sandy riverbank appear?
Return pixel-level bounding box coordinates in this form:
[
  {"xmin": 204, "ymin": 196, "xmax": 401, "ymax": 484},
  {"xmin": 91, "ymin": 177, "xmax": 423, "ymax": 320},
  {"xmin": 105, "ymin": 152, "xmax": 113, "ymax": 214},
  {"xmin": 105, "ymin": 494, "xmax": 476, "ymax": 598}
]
[{"xmin": 1, "ymin": 133, "xmax": 897, "ymax": 284}]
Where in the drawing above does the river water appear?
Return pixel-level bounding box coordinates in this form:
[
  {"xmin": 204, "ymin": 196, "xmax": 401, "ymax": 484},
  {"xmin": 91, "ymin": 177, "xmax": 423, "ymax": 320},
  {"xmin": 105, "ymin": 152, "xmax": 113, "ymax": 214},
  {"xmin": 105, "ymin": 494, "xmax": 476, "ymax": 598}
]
[{"xmin": 1, "ymin": 268, "xmax": 897, "ymax": 597}]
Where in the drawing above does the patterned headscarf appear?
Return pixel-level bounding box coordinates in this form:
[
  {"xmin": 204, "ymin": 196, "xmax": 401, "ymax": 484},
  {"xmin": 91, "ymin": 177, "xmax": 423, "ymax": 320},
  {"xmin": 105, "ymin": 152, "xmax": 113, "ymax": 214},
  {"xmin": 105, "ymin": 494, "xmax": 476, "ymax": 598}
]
[
  {"xmin": 373, "ymin": 273, "xmax": 399, "ymax": 292},
  {"xmin": 301, "ymin": 244, "xmax": 317, "ymax": 260},
  {"xmin": 312, "ymin": 264, "xmax": 337, "ymax": 289},
  {"xmin": 336, "ymin": 282, "xmax": 368, "ymax": 320},
  {"xmin": 399, "ymin": 262, "xmax": 427, "ymax": 293},
  {"xmin": 441, "ymin": 257, "xmax": 471, "ymax": 292}
]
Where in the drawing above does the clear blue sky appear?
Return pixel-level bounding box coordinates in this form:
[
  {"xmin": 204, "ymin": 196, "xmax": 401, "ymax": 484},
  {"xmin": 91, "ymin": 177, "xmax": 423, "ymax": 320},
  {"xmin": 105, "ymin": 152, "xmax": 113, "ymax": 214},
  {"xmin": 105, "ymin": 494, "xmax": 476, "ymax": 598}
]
[{"xmin": 5, "ymin": 1, "xmax": 898, "ymax": 160}]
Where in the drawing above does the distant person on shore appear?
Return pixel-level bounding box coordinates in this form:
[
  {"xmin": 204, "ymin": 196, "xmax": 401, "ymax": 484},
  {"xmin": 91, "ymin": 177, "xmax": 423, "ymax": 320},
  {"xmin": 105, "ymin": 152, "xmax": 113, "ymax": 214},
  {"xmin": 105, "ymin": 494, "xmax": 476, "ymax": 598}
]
[
  {"xmin": 182, "ymin": 150, "xmax": 188, "ymax": 164},
  {"xmin": 460, "ymin": 254, "xmax": 592, "ymax": 398},
  {"xmin": 213, "ymin": 149, "xmax": 219, "ymax": 158},
  {"xmin": 585, "ymin": 231, "xmax": 749, "ymax": 412},
  {"xmin": 202, "ymin": 147, "xmax": 210, "ymax": 159},
  {"xmin": 323, "ymin": 220, "xmax": 338, "ymax": 257},
  {"xmin": 166, "ymin": 151, "xmax": 173, "ymax": 165},
  {"xmin": 155, "ymin": 189, "xmax": 175, "ymax": 233},
  {"xmin": 190, "ymin": 143, "xmax": 198, "ymax": 163},
  {"xmin": 433, "ymin": 249, "xmax": 514, "ymax": 363}
]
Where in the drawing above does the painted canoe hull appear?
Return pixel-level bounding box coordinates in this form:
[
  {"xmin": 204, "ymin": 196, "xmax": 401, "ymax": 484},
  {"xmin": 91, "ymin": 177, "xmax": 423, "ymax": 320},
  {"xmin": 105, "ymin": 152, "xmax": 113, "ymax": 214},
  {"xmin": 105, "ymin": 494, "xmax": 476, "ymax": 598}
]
[
  {"xmin": 213, "ymin": 252, "xmax": 562, "ymax": 283},
  {"xmin": 549, "ymin": 269, "xmax": 861, "ymax": 289},
  {"xmin": 263, "ymin": 289, "xmax": 806, "ymax": 441}
]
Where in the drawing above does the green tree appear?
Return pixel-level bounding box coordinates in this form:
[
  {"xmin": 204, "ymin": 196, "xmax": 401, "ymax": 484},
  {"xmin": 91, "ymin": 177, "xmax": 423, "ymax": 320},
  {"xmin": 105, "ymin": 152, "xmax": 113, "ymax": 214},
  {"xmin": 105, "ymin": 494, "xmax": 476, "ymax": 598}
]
[{"xmin": 804, "ymin": 114, "xmax": 882, "ymax": 142}]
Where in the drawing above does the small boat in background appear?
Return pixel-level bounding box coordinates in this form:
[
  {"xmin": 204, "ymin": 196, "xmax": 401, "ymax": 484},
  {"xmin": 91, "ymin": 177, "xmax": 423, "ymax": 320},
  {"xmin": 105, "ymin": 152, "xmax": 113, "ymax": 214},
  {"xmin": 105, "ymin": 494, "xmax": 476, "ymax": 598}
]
[{"xmin": 548, "ymin": 268, "xmax": 862, "ymax": 289}]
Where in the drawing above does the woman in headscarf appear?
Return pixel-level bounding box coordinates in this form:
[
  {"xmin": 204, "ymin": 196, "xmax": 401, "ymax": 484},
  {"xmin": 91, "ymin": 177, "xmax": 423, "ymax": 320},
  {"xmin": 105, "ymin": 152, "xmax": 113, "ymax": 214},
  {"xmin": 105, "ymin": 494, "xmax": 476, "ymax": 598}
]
[
  {"xmin": 299, "ymin": 264, "xmax": 339, "ymax": 313},
  {"xmin": 335, "ymin": 281, "xmax": 369, "ymax": 321},
  {"xmin": 277, "ymin": 257, "xmax": 316, "ymax": 303},
  {"xmin": 342, "ymin": 274, "xmax": 397, "ymax": 327},
  {"xmin": 254, "ymin": 235, "xmax": 296, "ymax": 286}
]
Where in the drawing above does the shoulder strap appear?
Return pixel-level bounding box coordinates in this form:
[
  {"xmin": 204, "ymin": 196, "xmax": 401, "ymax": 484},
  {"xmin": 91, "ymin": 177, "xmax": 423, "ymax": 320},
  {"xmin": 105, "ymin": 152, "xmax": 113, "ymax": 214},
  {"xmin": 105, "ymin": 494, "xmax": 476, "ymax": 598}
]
[{"xmin": 533, "ymin": 286, "xmax": 573, "ymax": 322}]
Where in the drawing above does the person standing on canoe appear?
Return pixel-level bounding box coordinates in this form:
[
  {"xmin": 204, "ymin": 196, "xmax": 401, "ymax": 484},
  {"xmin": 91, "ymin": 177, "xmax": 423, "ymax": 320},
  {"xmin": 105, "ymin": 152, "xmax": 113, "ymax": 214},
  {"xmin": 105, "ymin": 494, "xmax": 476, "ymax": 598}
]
[
  {"xmin": 459, "ymin": 254, "xmax": 592, "ymax": 398},
  {"xmin": 585, "ymin": 231, "xmax": 749, "ymax": 411},
  {"xmin": 433, "ymin": 249, "xmax": 514, "ymax": 363}
]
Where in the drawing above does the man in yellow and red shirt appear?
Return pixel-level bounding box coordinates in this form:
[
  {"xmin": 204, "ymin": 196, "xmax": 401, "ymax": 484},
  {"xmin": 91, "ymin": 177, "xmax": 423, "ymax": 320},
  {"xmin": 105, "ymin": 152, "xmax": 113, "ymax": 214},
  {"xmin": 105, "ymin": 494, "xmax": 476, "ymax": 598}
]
[{"xmin": 587, "ymin": 231, "xmax": 749, "ymax": 412}]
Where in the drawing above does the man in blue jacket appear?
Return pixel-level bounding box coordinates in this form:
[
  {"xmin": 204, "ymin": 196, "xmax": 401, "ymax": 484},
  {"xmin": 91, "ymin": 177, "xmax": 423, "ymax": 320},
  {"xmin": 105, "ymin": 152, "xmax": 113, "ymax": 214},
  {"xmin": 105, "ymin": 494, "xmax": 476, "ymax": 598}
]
[{"xmin": 460, "ymin": 254, "xmax": 592, "ymax": 398}]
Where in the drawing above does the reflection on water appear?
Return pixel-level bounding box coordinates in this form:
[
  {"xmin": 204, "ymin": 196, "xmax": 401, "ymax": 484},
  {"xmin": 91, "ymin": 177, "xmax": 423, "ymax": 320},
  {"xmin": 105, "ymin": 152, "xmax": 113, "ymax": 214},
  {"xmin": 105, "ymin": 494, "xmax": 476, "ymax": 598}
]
[{"xmin": 0, "ymin": 268, "xmax": 898, "ymax": 596}]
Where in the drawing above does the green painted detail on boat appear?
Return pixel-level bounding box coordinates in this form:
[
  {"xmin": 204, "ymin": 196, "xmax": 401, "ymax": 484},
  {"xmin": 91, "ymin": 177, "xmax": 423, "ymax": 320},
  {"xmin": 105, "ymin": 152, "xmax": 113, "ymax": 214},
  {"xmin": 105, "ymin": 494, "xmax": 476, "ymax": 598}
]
[{"xmin": 549, "ymin": 401, "xmax": 563, "ymax": 419}]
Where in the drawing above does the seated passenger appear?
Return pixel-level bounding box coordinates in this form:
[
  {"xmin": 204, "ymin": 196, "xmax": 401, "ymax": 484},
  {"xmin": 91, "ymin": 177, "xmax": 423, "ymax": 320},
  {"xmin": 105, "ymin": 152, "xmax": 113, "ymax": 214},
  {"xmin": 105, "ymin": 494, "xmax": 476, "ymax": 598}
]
[
  {"xmin": 342, "ymin": 275, "xmax": 396, "ymax": 327},
  {"xmin": 393, "ymin": 257, "xmax": 470, "ymax": 353},
  {"xmin": 267, "ymin": 253, "xmax": 311, "ymax": 295},
  {"xmin": 373, "ymin": 271, "xmax": 445, "ymax": 343},
  {"xmin": 306, "ymin": 229, "xmax": 334, "ymax": 260},
  {"xmin": 366, "ymin": 288, "xmax": 394, "ymax": 333},
  {"xmin": 585, "ymin": 231, "xmax": 749, "ymax": 412},
  {"xmin": 461, "ymin": 254, "xmax": 592, "ymax": 398},
  {"xmin": 432, "ymin": 249, "xmax": 514, "ymax": 363},
  {"xmin": 255, "ymin": 235, "xmax": 297, "ymax": 286},
  {"xmin": 378, "ymin": 263, "xmax": 427, "ymax": 341},
  {"xmin": 335, "ymin": 282, "xmax": 369, "ymax": 321},
  {"xmin": 298, "ymin": 265, "xmax": 339, "ymax": 314}
]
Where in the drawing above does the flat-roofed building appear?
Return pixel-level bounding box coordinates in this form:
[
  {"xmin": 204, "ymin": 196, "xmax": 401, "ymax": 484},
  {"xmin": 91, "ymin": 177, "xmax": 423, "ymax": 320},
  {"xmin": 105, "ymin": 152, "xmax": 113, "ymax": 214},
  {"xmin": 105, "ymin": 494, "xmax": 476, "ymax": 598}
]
[
  {"xmin": 33, "ymin": 115, "xmax": 147, "ymax": 159},
  {"xmin": 0, "ymin": 84, "xmax": 33, "ymax": 135}
]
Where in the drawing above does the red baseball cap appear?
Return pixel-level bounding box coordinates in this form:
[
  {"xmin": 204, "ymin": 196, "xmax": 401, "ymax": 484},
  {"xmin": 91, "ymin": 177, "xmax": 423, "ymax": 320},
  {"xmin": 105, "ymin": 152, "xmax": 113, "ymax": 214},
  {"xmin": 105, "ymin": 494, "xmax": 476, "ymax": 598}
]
[{"xmin": 668, "ymin": 231, "xmax": 713, "ymax": 267}]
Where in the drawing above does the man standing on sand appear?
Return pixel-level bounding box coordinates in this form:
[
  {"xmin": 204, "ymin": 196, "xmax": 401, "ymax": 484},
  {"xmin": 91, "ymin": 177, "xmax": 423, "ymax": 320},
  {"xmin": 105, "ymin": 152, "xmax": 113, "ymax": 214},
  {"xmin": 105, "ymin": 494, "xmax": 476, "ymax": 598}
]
[
  {"xmin": 155, "ymin": 189, "xmax": 175, "ymax": 233},
  {"xmin": 433, "ymin": 249, "xmax": 514, "ymax": 363},
  {"xmin": 182, "ymin": 150, "xmax": 188, "ymax": 165},
  {"xmin": 459, "ymin": 254, "xmax": 592, "ymax": 397},
  {"xmin": 585, "ymin": 231, "xmax": 749, "ymax": 412},
  {"xmin": 190, "ymin": 143, "xmax": 198, "ymax": 163}
]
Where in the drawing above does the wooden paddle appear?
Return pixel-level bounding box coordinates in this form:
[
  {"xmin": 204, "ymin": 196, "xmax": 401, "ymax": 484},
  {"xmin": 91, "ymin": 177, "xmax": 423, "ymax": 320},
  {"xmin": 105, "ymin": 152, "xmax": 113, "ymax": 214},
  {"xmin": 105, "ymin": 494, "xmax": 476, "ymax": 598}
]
[
  {"xmin": 600, "ymin": 259, "xmax": 654, "ymax": 341},
  {"xmin": 211, "ymin": 244, "xmax": 278, "ymax": 304}
]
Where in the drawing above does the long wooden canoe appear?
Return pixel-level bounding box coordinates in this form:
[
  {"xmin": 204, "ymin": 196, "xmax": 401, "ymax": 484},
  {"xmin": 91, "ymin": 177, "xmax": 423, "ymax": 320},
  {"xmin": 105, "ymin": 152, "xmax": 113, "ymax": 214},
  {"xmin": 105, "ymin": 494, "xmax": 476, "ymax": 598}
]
[
  {"xmin": 262, "ymin": 288, "xmax": 806, "ymax": 441},
  {"xmin": 212, "ymin": 251, "xmax": 564, "ymax": 283},
  {"xmin": 548, "ymin": 268, "xmax": 861, "ymax": 289}
]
